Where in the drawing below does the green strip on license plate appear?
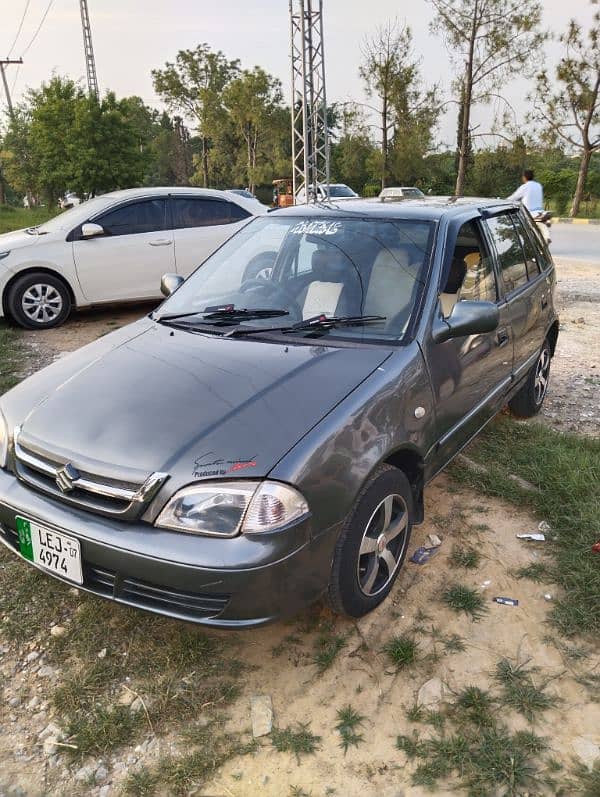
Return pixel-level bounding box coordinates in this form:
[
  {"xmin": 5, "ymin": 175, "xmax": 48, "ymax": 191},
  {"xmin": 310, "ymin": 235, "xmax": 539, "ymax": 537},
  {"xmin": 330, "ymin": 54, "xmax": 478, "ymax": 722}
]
[{"xmin": 16, "ymin": 517, "xmax": 34, "ymax": 561}]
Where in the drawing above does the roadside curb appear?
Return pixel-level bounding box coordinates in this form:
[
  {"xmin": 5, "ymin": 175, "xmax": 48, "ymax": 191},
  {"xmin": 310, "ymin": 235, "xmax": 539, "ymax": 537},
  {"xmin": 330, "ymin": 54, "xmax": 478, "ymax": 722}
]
[{"xmin": 554, "ymin": 218, "xmax": 600, "ymax": 225}]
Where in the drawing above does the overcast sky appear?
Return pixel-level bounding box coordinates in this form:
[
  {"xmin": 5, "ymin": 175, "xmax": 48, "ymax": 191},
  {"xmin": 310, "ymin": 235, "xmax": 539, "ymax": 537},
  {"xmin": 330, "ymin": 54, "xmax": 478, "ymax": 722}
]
[{"xmin": 2, "ymin": 0, "xmax": 596, "ymax": 147}]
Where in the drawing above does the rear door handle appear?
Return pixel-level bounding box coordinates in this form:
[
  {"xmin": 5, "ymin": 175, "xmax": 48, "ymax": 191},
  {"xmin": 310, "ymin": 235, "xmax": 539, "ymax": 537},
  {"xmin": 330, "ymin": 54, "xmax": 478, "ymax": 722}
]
[
  {"xmin": 496, "ymin": 328, "xmax": 509, "ymax": 347},
  {"xmin": 149, "ymin": 239, "xmax": 173, "ymax": 247}
]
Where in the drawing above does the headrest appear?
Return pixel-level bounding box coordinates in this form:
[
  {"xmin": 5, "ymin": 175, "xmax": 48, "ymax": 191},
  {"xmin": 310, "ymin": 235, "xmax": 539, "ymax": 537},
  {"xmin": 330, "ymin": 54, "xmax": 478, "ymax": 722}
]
[
  {"xmin": 311, "ymin": 248, "xmax": 352, "ymax": 280},
  {"xmin": 444, "ymin": 257, "xmax": 467, "ymax": 294}
]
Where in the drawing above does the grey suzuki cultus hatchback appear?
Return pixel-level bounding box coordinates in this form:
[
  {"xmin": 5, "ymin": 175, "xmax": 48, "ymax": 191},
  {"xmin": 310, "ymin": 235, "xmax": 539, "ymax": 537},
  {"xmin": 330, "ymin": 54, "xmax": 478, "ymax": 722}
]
[{"xmin": 0, "ymin": 198, "xmax": 558, "ymax": 627}]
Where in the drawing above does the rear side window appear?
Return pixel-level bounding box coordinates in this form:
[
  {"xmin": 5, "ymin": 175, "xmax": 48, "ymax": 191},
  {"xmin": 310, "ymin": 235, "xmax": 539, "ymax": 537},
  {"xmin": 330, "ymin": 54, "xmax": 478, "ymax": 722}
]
[
  {"xmin": 96, "ymin": 199, "xmax": 166, "ymax": 236},
  {"xmin": 440, "ymin": 220, "xmax": 496, "ymax": 318},
  {"xmin": 520, "ymin": 209, "xmax": 551, "ymax": 271},
  {"xmin": 486, "ymin": 213, "xmax": 528, "ymax": 293},
  {"xmin": 512, "ymin": 214, "xmax": 541, "ymax": 279},
  {"xmin": 172, "ymin": 198, "xmax": 250, "ymax": 229}
]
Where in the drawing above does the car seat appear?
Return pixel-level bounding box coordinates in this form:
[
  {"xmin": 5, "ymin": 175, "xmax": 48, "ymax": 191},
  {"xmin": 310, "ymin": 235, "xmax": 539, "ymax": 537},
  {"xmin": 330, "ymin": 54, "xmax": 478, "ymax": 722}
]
[
  {"xmin": 440, "ymin": 257, "xmax": 467, "ymax": 318},
  {"xmin": 299, "ymin": 249, "xmax": 363, "ymax": 319},
  {"xmin": 363, "ymin": 247, "xmax": 420, "ymax": 332}
]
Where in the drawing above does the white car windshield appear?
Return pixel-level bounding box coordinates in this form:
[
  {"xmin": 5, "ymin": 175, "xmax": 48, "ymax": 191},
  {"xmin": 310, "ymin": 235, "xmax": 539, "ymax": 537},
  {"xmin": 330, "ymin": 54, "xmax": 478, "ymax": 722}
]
[
  {"xmin": 35, "ymin": 196, "xmax": 114, "ymax": 233},
  {"xmin": 157, "ymin": 215, "xmax": 435, "ymax": 342}
]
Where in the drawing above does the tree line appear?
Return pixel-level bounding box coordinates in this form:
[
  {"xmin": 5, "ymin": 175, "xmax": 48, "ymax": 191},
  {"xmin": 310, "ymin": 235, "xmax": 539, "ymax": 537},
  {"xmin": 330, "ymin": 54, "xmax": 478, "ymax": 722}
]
[{"xmin": 0, "ymin": 0, "xmax": 598, "ymax": 216}]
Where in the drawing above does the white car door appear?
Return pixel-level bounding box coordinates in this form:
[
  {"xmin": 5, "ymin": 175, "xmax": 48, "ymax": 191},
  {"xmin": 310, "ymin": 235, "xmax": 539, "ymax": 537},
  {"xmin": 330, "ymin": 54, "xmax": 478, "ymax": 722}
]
[
  {"xmin": 72, "ymin": 198, "xmax": 175, "ymax": 302},
  {"xmin": 171, "ymin": 197, "xmax": 252, "ymax": 277}
]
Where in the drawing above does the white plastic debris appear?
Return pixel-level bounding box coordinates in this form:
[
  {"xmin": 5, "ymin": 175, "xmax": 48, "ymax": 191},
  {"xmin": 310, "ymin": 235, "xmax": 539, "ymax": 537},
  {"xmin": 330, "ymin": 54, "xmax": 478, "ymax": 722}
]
[
  {"xmin": 543, "ymin": 593, "xmax": 553, "ymax": 601},
  {"xmin": 516, "ymin": 533, "xmax": 546, "ymax": 541},
  {"xmin": 427, "ymin": 533, "xmax": 443, "ymax": 548},
  {"xmin": 480, "ymin": 580, "xmax": 491, "ymax": 589},
  {"xmin": 538, "ymin": 521, "xmax": 552, "ymax": 534}
]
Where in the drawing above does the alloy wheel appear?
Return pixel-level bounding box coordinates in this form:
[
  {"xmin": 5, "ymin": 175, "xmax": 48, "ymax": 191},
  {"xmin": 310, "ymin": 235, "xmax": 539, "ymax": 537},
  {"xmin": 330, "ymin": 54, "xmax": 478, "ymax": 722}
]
[
  {"xmin": 534, "ymin": 347, "xmax": 550, "ymax": 404},
  {"xmin": 21, "ymin": 283, "xmax": 63, "ymax": 324},
  {"xmin": 357, "ymin": 493, "xmax": 409, "ymax": 596}
]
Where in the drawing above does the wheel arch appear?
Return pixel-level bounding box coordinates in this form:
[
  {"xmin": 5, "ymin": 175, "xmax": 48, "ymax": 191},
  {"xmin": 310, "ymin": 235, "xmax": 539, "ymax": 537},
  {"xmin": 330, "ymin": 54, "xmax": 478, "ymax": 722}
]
[
  {"xmin": 546, "ymin": 320, "xmax": 559, "ymax": 356},
  {"xmin": 2, "ymin": 267, "xmax": 76, "ymax": 318},
  {"xmin": 382, "ymin": 446, "xmax": 425, "ymax": 524}
]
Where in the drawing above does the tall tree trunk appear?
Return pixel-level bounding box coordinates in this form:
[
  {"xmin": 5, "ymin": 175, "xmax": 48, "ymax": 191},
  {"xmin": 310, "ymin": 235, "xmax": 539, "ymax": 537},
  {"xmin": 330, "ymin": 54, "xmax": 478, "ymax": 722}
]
[
  {"xmin": 381, "ymin": 97, "xmax": 388, "ymax": 191},
  {"xmin": 201, "ymin": 136, "xmax": 209, "ymax": 187},
  {"xmin": 455, "ymin": 3, "xmax": 478, "ymax": 196},
  {"xmin": 570, "ymin": 147, "xmax": 592, "ymax": 217},
  {"xmin": 0, "ymin": 170, "xmax": 5, "ymax": 205}
]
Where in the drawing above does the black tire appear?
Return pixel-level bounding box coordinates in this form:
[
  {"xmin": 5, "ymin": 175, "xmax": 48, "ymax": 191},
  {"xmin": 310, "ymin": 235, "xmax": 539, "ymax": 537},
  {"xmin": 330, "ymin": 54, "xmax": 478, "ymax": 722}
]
[
  {"xmin": 327, "ymin": 464, "xmax": 414, "ymax": 618},
  {"xmin": 7, "ymin": 272, "xmax": 72, "ymax": 330},
  {"xmin": 509, "ymin": 338, "xmax": 552, "ymax": 419}
]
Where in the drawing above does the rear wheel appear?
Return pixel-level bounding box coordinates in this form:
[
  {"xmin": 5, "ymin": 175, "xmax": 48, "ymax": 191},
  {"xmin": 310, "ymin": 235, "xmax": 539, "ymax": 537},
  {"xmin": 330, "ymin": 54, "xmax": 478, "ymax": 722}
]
[
  {"xmin": 7, "ymin": 272, "xmax": 71, "ymax": 329},
  {"xmin": 327, "ymin": 465, "xmax": 413, "ymax": 618},
  {"xmin": 509, "ymin": 338, "xmax": 551, "ymax": 418}
]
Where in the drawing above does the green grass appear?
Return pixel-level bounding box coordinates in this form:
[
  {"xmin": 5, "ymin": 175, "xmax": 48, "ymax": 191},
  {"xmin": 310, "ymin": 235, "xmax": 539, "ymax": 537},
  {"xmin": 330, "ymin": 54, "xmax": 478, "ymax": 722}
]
[
  {"xmin": 271, "ymin": 723, "xmax": 321, "ymax": 761},
  {"xmin": 455, "ymin": 685, "xmax": 496, "ymax": 727},
  {"xmin": 441, "ymin": 583, "xmax": 488, "ymax": 620},
  {"xmin": 0, "ymin": 204, "xmax": 57, "ymax": 234},
  {"xmin": 494, "ymin": 659, "xmax": 559, "ymax": 722},
  {"xmin": 569, "ymin": 758, "xmax": 600, "ymax": 795},
  {"xmin": 0, "ymin": 323, "xmax": 29, "ymax": 395},
  {"xmin": 335, "ymin": 705, "xmax": 365, "ymax": 753},
  {"xmin": 63, "ymin": 705, "xmax": 142, "ymax": 758},
  {"xmin": 312, "ymin": 632, "xmax": 346, "ymax": 672},
  {"xmin": 449, "ymin": 545, "xmax": 481, "ymax": 569},
  {"xmin": 383, "ymin": 635, "xmax": 419, "ymax": 669},
  {"xmin": 449, "ymin": 416, "xmax": 600, "ymax": 636}
]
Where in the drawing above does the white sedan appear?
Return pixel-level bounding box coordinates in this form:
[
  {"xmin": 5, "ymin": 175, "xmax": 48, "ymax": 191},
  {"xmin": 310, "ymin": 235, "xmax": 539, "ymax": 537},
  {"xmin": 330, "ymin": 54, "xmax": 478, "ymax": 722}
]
[{"xmin": 0, "ymin": 187, "xmax": 267, "ymax": 329}]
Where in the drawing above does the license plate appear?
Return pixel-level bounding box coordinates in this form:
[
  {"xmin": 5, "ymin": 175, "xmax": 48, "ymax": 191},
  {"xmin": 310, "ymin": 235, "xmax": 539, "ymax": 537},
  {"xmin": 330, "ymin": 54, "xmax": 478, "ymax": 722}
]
[{"xmin": 16, "ymin": 516, "xmax": 83, "ymax": 585}]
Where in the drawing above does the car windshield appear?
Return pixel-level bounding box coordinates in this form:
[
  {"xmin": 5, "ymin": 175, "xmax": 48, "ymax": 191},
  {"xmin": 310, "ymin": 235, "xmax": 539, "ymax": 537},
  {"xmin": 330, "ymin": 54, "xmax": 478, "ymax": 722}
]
[
  {"xmin": 328, "ymin": 185, "xmax": 358, "ymax": 198},
  {"xmin": 35, "ymin": 196, "xmax": 114, "ymax": 233},
  {"xmin": 157, "ymin": 215, "xmax": 435, "ymax": 342}
]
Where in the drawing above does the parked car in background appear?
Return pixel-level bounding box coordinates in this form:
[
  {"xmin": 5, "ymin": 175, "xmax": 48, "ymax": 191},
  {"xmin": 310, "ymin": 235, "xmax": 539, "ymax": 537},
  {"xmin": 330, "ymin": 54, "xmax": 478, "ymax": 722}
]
[
  {"xmin": 0, "ymin": 197, "xmax": 558, "ymax": 627},
  {"xmin": 296, "ymin": 183, "xmax": 359, "ymax": 203},
  {"xmin": 59, "ymin": 192, "xmax": 82, "ymax": 209},
  {"xmin": 379, "ymin": 186, "xmax": 425, "ymax": 200},
  {"xmin": 228, "ymin": 188, "xmax": 266, "ymax": 205},
  {"xmin": 0, "ymin": 187, "xmax": 266, "ymax": 329}
]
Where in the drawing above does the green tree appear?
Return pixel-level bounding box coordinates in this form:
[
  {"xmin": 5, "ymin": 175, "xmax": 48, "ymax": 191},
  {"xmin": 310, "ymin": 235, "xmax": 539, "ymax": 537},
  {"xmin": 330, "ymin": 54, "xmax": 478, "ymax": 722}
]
[
  {"xmin": 429, "ymin": 0, "xmax": 545, "ymax": 195},
  {"xmin": 152, "ymin": 45, "xmax": 240, "ymax": 187},
  {"xmin": 330, "ymin": 104, "xmax": 378, "ymax": 195},
  {"xmin": 360, "ymin": 20, "xmax": 439, "ymax": 190},
  {"xmin": 223, "ymin": 67, "xmax": 283, "ymax": 193},
  {"xmin": 531, "ymin": 4, "xmax": 600, "ymax": 216}
]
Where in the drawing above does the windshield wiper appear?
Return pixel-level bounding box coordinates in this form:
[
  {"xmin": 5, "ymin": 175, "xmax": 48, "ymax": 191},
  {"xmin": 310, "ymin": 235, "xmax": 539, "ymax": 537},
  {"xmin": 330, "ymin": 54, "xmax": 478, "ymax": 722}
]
[
  {"xmin": 227, "ymin": 314, "xmax": 387, "ymax": 337},
  {"xmin": 155, "ymin": 307, "xmax": 289, "ymax": 324}
]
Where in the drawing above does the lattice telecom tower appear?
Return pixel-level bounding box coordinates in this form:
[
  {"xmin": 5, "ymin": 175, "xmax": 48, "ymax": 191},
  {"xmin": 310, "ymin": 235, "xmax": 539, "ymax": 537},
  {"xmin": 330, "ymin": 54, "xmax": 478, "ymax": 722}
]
[
  {"xmin": 290, "ymin": 0, "xmax": 330, "ymax": 203},
  {"xmin": 79, "ymin": 0, "xmax": 99, "ymax": 96}
]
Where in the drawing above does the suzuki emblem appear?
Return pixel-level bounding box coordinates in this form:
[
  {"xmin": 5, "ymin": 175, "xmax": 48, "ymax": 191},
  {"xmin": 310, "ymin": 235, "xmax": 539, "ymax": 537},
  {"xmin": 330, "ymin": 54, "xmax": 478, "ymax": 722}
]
[{"xmin": 55, "ymin": 463, "xmax": 79, "ymax": 493}]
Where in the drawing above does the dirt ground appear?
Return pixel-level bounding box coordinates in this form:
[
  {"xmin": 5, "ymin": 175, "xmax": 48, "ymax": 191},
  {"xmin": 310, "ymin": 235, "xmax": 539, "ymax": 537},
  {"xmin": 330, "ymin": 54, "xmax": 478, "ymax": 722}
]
[{"xmin": 1, "ymin": 256, "xmax": 599, "ymax": 797}]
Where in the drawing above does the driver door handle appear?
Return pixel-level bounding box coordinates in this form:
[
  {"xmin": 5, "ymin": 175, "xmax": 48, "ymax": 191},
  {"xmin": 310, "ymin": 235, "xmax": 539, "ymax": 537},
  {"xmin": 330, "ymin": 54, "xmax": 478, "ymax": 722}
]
[
  {"xmin": 496, "ymin": 328, "xmax": 509, "ymax": 348},
  {"xmin": 149, "ymin": 239, "xmax": 173, "ymax": 246}
]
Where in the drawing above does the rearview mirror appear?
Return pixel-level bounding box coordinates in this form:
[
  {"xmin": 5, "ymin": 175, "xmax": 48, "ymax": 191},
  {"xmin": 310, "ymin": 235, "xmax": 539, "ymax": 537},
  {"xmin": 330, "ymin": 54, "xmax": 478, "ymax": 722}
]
[
  {"xmin": 432, "ymin": 300, "xmax": 499, "ymax": 343},
  {"xmin": 160, "ymin": 273, "xmax": 185, "ymax": 297},
  {"xmin": 81, "ymin": 222, "xmax": 104, "ymax": 239}
]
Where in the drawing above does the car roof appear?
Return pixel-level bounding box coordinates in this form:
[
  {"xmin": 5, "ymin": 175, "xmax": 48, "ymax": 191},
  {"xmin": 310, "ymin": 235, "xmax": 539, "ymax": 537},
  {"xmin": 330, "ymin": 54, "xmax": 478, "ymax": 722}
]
[
  {"xmin": 90, "ymin": 186, "xmax": 267, "ymax": 215},
  {"xmin": 271, "ymin": 196, "xmax": 517, "ymax": 221}
]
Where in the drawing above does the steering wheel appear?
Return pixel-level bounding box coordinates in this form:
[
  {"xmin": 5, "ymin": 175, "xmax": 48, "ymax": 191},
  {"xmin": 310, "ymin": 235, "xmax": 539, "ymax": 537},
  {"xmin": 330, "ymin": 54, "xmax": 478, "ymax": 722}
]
[{"xmin": 239, "ymin": 278, "xmax": 302, "ymax": 322}]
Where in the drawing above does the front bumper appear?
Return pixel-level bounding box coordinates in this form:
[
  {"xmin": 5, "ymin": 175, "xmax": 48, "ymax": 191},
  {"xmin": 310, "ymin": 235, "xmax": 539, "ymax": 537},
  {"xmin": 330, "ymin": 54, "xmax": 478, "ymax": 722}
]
[{"xmin": 0, "ymin": 469, "xmax": 341, "ymax": 627}]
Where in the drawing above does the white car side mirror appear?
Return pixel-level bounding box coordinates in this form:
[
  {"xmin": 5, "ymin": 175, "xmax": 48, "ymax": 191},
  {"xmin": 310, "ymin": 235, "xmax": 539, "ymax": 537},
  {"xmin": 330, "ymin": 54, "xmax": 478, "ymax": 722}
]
[{"xmin": 81, "ymin": 222, "xmax": 105, "ymax": 239}]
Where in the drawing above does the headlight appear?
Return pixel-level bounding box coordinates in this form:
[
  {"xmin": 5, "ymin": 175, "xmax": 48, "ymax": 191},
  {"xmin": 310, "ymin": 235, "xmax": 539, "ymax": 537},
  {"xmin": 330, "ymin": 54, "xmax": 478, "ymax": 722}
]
[
  {"xmin": 0, "ymin": 251, "xmax": 10, "ymax": 261},
  {"xmin": 0, "ymin": 411, "xmax": 8, "ymax": 469},
  {"xmin": 155, "ymin": 480, "xmax": 309, "ymax": 537}
]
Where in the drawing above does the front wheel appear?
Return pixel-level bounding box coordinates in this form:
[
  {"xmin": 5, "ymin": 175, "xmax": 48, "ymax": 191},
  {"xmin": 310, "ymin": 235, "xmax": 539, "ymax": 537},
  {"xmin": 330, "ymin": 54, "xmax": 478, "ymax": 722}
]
[
  {"xmin": 7, "ymin": 272, "xmax": 72, "ymax": 329},
  {"xmin": 327, "ymin": 465, "xmax": 413, "ymax": 618},
  {"xmin": 509, "ymin": 338, "xmax": 552, "ymax": 418}
]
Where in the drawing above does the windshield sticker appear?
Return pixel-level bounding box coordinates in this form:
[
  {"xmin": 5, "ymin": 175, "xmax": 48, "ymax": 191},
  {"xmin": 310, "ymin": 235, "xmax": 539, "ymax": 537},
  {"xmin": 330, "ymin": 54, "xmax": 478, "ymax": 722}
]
[
  {"xmin": 290, "ymin": 220, "xmax": 343, "ymax": 236},
  {"xmin": 193, "ymin": 452, "xmax": 257, "ymax": 478}
]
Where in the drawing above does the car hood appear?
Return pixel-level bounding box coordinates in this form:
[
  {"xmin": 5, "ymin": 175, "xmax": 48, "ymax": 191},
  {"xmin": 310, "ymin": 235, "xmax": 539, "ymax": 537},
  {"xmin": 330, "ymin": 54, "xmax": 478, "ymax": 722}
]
[
  {"xmin": 0, "ymin": 228, "xmax": 41, "ymax": 252},
  {"xmin": 13, "ymin": 320, "xmax": 392, "ymax": 485}
]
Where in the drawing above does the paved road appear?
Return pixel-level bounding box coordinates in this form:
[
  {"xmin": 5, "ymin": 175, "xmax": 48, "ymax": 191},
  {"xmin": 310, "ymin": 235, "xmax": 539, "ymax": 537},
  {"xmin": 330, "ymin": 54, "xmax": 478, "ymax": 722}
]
[{"xmin": 550, "ymin": 223, "xmax": 600, "ymax": 263}]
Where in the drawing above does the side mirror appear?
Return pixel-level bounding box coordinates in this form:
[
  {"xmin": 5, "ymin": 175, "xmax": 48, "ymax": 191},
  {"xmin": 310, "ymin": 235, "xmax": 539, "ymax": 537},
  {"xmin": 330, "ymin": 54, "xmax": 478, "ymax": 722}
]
[
  {"xmin": 81, "ymin": 222, "xmax": 104, "ymax": 239},
  {"xmin": 432, "ymin": 300, "xmax": 499, "ymax": 343},
  {"xmin": 160, "ymin": 273, "xmax": 184, "ymax": 297}
]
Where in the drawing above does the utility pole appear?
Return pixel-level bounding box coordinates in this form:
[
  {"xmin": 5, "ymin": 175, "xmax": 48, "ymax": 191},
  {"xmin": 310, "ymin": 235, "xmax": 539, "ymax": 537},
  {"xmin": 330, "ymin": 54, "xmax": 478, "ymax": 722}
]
[
  {"xmin": 0, "ymin": 58, "xmax": 22, "ymax": 119},
  {"xmin": 79, "ymin": 0, "xmax": 99, "ymax": 97},
  {"xmin": 290, "ymin": 0, "xmax": 330, "ymax": 203},
  {"xmin": 0, "ymin": 58, "xmax": 22, "ymax": 204}
]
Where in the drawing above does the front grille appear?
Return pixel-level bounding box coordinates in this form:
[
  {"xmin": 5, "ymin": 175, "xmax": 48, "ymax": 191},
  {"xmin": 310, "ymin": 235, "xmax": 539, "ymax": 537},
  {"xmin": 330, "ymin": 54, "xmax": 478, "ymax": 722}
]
[{"xmin": 13, "ymin": 428, "xmax": 167, "ymax": 521}]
